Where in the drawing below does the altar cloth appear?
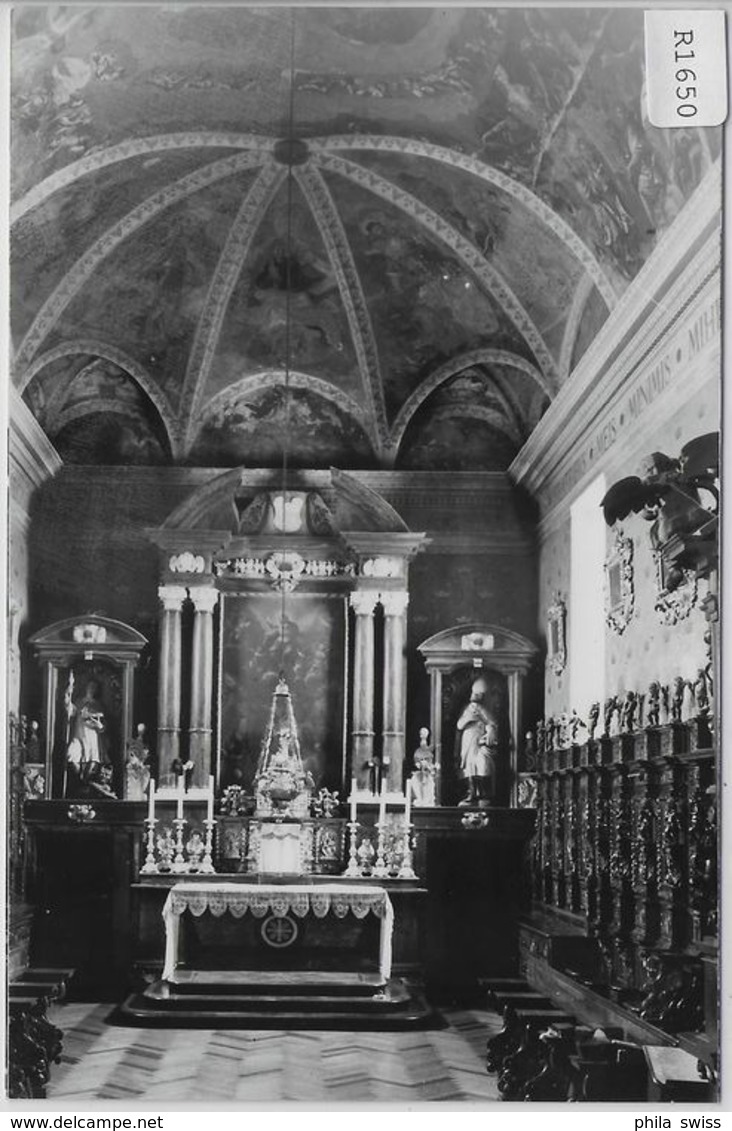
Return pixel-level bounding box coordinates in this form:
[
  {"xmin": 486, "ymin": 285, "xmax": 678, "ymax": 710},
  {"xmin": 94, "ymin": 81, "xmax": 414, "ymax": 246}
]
[{"xmin": 161, "ymin": 882, "xmax": 394, "ymax": 982}]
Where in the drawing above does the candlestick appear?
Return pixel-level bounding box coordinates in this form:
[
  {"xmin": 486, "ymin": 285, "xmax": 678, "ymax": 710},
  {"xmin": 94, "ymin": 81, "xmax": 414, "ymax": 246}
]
[
  {"xmin": 176, "ymin": 779, "xmax": 184, "ymax": 820},
  {"xmin": 344, "ymin": 820, "xmax": 360, "ymax": 877},
  {"xmin": 350, "ymin": 777, "xmax": 357, "ymax": 823},
  {"xmin": 404, "ymin": 784, "xmax": 411, "ymax": 828},
  {"xmin": 372, "ymin": 821, "xmax": 389, "ymax": 878},
  {"xmin": 140, "ymin": 817, "xmax": 158, "ymax": 874},
  {"xmin": 172, "ymin": 816, "xmax": 187, "ymax": 873},
  {"xmin": 200, "ymin": 817, "xmax": 216, "ymax": 874},
  {"xmin": 398, "ymin": 820, "xmax": 417, "ymax": 880},
  {"xmin": 207, "ymin": 775, "xmax": 214, "ymax": 824},
  {"xmin": 379, "ymin": 776, "xmax": 387, "ymax": 827},
  {"xmin": 147, "ymin": 778, "xmax": 155, "ymax": 822}
]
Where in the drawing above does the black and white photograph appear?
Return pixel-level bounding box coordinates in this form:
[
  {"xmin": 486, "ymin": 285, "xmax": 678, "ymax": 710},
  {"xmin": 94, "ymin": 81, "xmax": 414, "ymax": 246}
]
[{"xmin": 4, "ymin": 2, "xmax": 723, "ymax": 1110}]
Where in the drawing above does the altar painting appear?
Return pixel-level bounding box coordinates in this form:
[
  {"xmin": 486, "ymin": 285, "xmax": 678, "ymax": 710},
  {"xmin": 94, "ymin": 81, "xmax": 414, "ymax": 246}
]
[{"xmin": 219, "ymin": 594, "xmax": 346, "ymax": 794}]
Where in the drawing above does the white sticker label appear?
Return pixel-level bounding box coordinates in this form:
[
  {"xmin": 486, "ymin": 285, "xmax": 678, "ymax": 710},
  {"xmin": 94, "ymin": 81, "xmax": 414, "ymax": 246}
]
[{"xmin": 645, "ymin": 10, "xmax": 727, "ymax": 127}]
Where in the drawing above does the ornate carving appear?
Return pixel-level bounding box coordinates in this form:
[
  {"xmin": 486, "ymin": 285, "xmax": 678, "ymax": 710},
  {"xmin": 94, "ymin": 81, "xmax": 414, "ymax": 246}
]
[
  {"xmin": 71, "ymin": 623, "xmax": 107, "ymax": 644},
  {"xmin": 380, "ymin": 590, "xmax": 409, "ymax": 617},
  {"xmin": 360, "ymin": 557, "xmax": 403, "ymax": 579},
  {"xmin": 158, "ymin": 585, "xmax": 188, "ymax": 612},
  {"xmin": 169, "ymin": 552, "xmax": 205, "ymax": 575},
  {"xmin": 605, "ymin": 529, "xmax": 635, "ymax": 634},
  {"xmin": 546, "ymin": 595, "xmax": 566, "ymax": 675},
  {"xmin": 653, "ymin": 549, "xmax": 698, "ymax": 624},
  {"xmin": 188, "ymin": 586, "xmax": 219, "ymax": 614},
  {"xmin": 215, "ymin": 556, "xmax": 354, "ymax": 582},
  {"xmin": 349, "ymin": 589, "xmax": 380, "ymax": 616}
]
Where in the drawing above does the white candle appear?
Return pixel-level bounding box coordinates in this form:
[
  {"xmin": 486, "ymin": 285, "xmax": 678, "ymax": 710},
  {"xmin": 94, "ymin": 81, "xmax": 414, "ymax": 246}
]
[
  {"xmin": 350, "ymin": 777, "xmax": 357, "ymax": 823},
  {"xmin": 207, "ymin": 775, "xmax": 215, "ymax": 823},
  {"xmin": 176, "ymin": 779, "xmax": 184, "ymax": 820},
  {"xmin": 404, "ymin": 784, "xmax": 411, "ymax": 827},
  {"xmin": 148, "ymin": 779, "xmax": 155, "ymax": 822},
  {"xmin": 379, "ymin": 776, "xmax": 387, "ymax": 826}
]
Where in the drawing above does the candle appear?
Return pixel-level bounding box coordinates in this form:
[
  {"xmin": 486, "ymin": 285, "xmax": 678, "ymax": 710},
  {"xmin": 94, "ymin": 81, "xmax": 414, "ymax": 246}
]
[
  {"xmin": 350, "ymin": 777, "xmax": 357, "ymax": 823},
  {"xmin": 404, "ymin": 784, "xmax": 411, "ymax": 827},
  {"xmin": 379, "ymin": 776, "xmax": 387, "ymax": 827},
  {"xmin": 207, "ymin": 775, "xmax": 215, "ymax": 823},
  {"xmin": 176, "ymin": 779, "xmax": 184, "ymax": 820},
  {"xmin": 148, "ymin": 779, "xmax": 155, "ymax": 822}
]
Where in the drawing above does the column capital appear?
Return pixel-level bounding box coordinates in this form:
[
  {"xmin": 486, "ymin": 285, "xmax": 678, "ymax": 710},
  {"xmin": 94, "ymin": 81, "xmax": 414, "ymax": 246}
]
[
  {"xmin": 158, "ymin": 584, "xmax": 188, "ymax": 612},
  {"xmin": 349, "ymin": 589, "xmax": 379, "ymax": 616},
  {"xmin": 189, "ymin": 585, "xmax": 220, "ymax": 614},
  {"xmin": 380, "ymin": 590, "xmax": 409, "ymax": 617}
]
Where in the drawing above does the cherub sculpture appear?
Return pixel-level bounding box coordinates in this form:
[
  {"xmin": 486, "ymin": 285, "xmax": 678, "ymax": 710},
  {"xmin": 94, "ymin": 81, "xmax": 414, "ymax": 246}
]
[
  {"xmin": 694, "ymin": 668, "xmax": 710, "ymax": 719},
  {"xmin": 671, "ymin": 676, "xmax": 685, "ymax": 723},
  {"xmin": 620, "ymin": 691, "xmax": 638, "ymax": 734}
]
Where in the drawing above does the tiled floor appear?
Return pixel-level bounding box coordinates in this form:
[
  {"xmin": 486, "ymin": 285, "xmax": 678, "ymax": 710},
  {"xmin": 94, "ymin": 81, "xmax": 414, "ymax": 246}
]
[{"xmin": 46, "ymin": 1001, "xmax": 504, "ymax": 1103}]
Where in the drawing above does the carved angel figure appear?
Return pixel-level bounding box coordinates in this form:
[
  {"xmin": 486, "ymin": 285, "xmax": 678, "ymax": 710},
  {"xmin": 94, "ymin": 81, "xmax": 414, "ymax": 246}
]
[
  {"xmin": 620, "ymin": 691, "xmax": 637, "ymax": 734},
  {"xmin": 587, "ymin": 702, "xmax": 600, "ymax": 742}
]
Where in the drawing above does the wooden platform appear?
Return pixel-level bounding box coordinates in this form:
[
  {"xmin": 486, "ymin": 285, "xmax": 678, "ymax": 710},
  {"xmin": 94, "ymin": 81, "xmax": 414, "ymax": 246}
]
[{"xmin": 116, "ymin": 970, "xmax": 436, "ymax": 1030}]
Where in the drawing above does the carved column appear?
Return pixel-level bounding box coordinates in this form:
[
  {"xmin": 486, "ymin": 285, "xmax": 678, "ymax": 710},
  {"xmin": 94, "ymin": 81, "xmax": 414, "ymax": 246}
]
[
  {"xmin": 381, "ymin": 590, "xmax": 409, "ymax": 790},
  {"xmin": 350, "ymin": 590, "xmax": 379, "ymax": 789},
  {"xmin": 188, "ymin": 585, "xmax": 219, "ymax": 787},
  {"xmin": 157, "ymin": 585, "xmax": 187, "ymax": 777},
  {"xmin": 507, "ymin": 670, "xmax": 524, "ymax": 806},
  {"xmin": 430, "ymin": 668, "xmax": 443, "ymax": 803}
]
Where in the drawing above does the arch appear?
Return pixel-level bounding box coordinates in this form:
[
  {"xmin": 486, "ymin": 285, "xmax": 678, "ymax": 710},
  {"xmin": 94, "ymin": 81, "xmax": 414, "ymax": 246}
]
[
  {"xmin": 160, "ymin": 466, "xmax": 410, "ymax": 533},
  {"xmin": 558, "ymin": 274, "xmax": 597, "ymax": 382},
  {"xmin": 11, "ymin": 133, "xmax": 273, "ymax": 224},
  {"xmin": 418, "ymin": 622, "xmax": 538, "ymax": 674},
  {"xmin": 315, "ymin": 150, "xmax": 558, "ymax": 382},
  {"xmin": 309, "ymin": 134, "xmax": 618, "ymax": 309},
  {"xmin": 423, "ymin": 403, "xmax": 523, "ymax": 448},
  {"xmin": 389, "ymin": 348, "xmax": 550, "ymax": 454},
  {"xmin": 18, "ymin": 339, "xmax": 180, "ymax": 457},
  {"xmin": 294, "ymin": 163, "xmax": 388, "ymax": 450},
  {"xmin": 13, "ymin": 151, "xmax": 267, "ymax": 372},
  {"xmin": 193, "ymin": 369, "xmax": 373, "ymax": 443},
  {"xmin": 180, "ymin": 163, "xmax": 286, "ymax": 441},
  {"xmin": 50, "ymin": 398, "xmax": 169, "ymax": 451}
]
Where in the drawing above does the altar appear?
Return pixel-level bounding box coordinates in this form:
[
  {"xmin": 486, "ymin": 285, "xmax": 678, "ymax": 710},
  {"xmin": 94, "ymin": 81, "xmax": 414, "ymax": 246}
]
[{"xmin": 161, "ymin": 881, "xmax": 394, "ymax": 982}]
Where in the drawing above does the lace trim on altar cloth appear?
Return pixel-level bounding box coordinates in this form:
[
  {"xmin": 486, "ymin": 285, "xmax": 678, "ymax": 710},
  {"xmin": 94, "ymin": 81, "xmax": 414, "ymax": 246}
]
[{"xmin": 167, "ymin": 884, "xmax": 389, "ymax": 921}]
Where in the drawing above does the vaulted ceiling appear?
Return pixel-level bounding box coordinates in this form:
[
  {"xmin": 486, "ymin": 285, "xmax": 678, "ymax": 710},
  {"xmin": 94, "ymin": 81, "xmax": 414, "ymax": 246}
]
[{"xmin": 11, "ymin": 6, "xmax": 719, "ymax": 470}]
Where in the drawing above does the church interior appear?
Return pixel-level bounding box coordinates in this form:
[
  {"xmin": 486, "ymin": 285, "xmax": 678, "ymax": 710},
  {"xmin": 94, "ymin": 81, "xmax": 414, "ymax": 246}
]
[{"xmin": 7, "ymin": 5, "xmax": 722, "ymax": 1104}]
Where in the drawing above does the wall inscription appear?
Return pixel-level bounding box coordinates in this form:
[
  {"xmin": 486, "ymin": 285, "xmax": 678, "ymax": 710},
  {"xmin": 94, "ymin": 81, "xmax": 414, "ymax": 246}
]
[{"xmin": 549, "ymin": 293, "xmax": 720, "ymax": 508}]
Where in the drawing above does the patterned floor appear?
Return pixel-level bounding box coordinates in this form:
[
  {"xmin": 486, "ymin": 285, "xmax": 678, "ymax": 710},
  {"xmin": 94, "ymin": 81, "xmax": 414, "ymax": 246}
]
[{"xmin": 46, "ymin": 1001, "xmax": 504, "ymax": 1103}]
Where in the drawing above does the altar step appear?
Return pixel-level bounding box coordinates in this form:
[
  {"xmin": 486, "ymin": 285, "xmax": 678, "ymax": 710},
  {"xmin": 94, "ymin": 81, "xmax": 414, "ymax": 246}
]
[
  {"xmin": 160, "ymin": 970, "xmax": 388, "ymax": 996},
  {"xmin": 116, "ymin": 971, "xmax": 436, "ymax": 1030}
]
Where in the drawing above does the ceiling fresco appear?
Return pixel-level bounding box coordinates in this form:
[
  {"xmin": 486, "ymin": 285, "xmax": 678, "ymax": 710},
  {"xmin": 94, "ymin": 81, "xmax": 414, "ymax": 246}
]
[{"xmin": 10, "ymin": 6, "xmax": 720, "ymax": 470}]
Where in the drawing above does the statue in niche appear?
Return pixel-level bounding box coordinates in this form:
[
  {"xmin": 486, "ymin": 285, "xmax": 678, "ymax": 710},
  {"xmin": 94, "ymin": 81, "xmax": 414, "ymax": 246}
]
[
  {"xmin": 456, "ymin": 677, "xmax": 498, "ymax": 807},
  {"xmin": 64, "ymin": 674, "xmax": 113, "ymax": 798},
  {"xmin": 125, "ymin": 723, "xmax": 151, "ymax": 801},
  {"xmin": 409, "ymin": 727, "xmax": 436, "ymax": 807}
]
